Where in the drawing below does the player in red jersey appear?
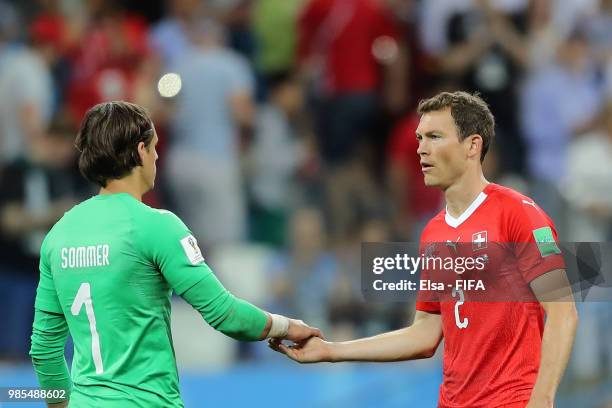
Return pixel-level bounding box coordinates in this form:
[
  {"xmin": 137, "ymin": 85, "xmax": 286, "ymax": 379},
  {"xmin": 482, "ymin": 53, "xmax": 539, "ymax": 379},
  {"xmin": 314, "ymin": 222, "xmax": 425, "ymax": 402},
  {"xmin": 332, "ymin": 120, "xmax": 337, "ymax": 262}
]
[{"xmin": 269, "ymin": 91, "xmax": 578, "ymax": 408}]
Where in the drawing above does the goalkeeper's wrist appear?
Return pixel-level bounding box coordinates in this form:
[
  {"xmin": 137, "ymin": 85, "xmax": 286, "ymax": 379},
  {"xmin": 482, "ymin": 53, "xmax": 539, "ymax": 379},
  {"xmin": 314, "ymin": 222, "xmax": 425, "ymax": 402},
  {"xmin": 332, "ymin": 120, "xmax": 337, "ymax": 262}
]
[{"xmin": 268, "ymin": 314, "xmax": 290, "ymax": 338}]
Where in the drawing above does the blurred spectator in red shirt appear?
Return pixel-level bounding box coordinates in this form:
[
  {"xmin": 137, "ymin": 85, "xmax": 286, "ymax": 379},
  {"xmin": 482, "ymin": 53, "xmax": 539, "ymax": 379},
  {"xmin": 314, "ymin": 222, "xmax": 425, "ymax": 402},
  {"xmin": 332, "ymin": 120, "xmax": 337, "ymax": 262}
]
[
  {"xmin": 66, "ymin": 0, "xmax": 150, "ymax": 122},
  {"xmin": 297, "ymin": 0, "xmax": 406, "ymax": 243},
  {"xmin": 387, "ymin": 113, "xmax": 443, "ymax": 240},
  {"xmin": 298, "ymin": 0, "xmax": 402, "ymax": 95},
  {"xmin": 297, "ymin": 0, "xmax": 405, "ymax": 166}
]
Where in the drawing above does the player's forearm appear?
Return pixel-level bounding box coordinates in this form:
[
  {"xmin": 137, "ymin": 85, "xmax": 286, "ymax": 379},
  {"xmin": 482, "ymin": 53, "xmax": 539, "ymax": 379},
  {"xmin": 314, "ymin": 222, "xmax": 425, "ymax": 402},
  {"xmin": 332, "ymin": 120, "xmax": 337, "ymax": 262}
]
[
  {"xmin": 181, "ymin": 275, "xmax": 268, "ymax": 341},
  {"xmin": 217, "ymin": 296, "xmax": 269, "ymax": 341},
  {"xmin": 30, "ymin": 309, "xmax": 72, "ymax": 404},
  {"xmin": 530, "ymin": 302, "xmax": 578, "ymax": 402},
  {"xmin": 329, "ymin": 318, "xmax": 441, "ymax": 362}
]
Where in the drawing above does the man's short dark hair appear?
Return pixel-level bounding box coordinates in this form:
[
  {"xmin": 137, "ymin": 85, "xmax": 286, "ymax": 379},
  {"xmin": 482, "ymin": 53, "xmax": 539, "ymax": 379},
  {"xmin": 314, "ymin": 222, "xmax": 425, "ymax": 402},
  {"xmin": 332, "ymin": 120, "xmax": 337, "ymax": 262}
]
[
  {"xmin": 75, "ymin": 101, "xmax": 154, "ymax": 187},
  {"xmin": 417, "ymin": 91, "xmax": 495, "ymax": 163}
]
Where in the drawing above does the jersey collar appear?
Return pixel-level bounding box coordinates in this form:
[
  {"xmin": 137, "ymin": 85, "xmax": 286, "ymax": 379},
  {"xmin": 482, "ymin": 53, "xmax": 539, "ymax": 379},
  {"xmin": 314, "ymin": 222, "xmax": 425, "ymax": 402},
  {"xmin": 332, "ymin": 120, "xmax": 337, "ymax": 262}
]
[{"xmin": 444, "ymin": 191, "xmax": 488, "ymax": 228}]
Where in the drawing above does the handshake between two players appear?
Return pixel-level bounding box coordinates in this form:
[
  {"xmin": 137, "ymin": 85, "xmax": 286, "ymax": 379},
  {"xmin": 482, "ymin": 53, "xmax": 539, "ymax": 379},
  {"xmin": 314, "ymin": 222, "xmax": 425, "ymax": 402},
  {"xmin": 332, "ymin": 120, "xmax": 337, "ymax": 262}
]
[{"xmin": 32, "ymin": 95, "xmax": 576, "ymax": 408}]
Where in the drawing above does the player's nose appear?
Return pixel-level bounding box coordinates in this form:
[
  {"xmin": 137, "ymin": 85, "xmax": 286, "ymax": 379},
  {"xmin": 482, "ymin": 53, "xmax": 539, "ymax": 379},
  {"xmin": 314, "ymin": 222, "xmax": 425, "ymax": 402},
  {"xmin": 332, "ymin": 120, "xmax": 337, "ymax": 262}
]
[{"xmin": 417, "ymin": 140, "xmax": 429, "ymax": 156}]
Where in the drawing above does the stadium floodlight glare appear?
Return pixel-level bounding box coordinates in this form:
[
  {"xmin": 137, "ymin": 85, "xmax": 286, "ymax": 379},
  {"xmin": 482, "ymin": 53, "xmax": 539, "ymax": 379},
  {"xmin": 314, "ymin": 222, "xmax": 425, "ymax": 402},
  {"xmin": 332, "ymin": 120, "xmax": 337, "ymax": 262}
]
[
  {"xmin": 157, "ymin": 73, "xmax": 182, "ymax": 98},
  {"xmin": 371, "ymin": 35, "xmax": 398, "ymax": 64}
]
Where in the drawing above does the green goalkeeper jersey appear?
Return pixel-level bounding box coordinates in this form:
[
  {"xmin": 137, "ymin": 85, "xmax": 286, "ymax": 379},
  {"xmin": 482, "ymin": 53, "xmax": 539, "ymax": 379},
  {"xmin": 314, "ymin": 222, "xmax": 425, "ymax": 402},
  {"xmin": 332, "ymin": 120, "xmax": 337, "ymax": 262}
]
[{"xmin": 31, "ymin": 193, "xmax": 268, "ymax": 407}]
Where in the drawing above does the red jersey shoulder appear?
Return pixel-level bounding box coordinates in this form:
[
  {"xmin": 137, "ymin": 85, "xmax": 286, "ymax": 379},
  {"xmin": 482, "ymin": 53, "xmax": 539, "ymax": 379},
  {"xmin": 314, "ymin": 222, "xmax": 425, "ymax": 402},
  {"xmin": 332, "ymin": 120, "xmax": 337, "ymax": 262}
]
[
  {"xmin": 486, "ymin": 183, "xmax": 558, "ymax": 240},
  {"xmin": 488, "ymin": 183, "xmax": 551, "ymax": 215},
  {"xmin": 485, "ymin": 183, "xmax": 536, "ymax": 210}
]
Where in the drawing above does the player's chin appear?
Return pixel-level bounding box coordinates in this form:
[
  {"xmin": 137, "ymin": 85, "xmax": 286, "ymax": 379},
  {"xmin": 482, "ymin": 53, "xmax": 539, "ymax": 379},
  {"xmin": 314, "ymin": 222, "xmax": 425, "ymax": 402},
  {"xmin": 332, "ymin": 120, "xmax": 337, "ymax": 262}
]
[{"xmin": 422, "ymin": 175, "xmax": 439, "ymax": 187}]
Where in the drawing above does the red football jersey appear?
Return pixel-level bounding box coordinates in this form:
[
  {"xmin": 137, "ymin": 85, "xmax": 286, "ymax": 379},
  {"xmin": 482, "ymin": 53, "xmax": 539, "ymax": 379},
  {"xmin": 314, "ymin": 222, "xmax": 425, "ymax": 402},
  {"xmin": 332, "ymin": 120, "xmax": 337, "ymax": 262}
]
[{"xmin": 416, "ymin": 183, "xmax": 565, "ymax": 408}]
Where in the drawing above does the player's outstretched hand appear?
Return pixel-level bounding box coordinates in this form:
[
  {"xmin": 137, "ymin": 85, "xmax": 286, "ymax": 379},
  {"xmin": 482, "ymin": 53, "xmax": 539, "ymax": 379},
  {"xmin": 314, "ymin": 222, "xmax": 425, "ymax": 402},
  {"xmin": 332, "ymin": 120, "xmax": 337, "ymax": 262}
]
[
  {"xmin": 268, "ymin": 336, "xmax": 332, "ymax": 363},
  {"xmin": 284, "ymin": 318, "xmax": 324, "ymax": 343}
]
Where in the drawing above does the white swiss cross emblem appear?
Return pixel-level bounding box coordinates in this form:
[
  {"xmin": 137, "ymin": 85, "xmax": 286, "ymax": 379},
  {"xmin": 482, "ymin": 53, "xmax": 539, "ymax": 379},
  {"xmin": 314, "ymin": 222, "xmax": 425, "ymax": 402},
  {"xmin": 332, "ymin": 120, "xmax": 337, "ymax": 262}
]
[{"xmin": 472, "ymin": 231, "xmax": 487, "ymax": 251}]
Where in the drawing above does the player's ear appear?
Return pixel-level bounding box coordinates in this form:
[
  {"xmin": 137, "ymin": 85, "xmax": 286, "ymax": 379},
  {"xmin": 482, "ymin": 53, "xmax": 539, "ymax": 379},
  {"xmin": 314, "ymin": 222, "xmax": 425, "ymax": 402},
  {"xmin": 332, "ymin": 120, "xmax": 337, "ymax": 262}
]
[
  {"xmin": 467, "ymin": 134, "xmax": 483, "ymax": 160},
  {"xmin": 137, "ymin": 141, "xmax": 147, "ymax": 163}
]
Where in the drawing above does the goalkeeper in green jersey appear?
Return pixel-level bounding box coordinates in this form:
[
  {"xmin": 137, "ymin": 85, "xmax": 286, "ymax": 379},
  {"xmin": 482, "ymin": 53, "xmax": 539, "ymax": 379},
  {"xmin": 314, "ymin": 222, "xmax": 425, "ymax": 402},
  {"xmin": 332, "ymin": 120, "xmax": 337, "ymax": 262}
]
[{"xmin": 29, "ymin": 101, "xmax": 323, "ymax": 408}]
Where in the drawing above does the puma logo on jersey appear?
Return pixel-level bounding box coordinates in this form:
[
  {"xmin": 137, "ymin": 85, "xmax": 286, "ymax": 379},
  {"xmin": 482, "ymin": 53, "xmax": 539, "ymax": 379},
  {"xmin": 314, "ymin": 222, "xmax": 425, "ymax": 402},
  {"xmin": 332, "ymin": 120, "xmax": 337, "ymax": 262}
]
[
  {"xmin": 522, "ymin": 199, "xmax": 537, "ymax": 208},
  {"xmin": 446, "ymin": 237, "xmax": 460, "ymax": 253}
]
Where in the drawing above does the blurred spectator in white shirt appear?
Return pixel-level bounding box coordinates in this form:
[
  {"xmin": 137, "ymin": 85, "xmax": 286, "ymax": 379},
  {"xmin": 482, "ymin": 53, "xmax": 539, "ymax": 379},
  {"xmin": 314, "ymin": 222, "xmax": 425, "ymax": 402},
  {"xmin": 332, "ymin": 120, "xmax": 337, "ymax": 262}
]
[
  {"xmin": 564, "ymin": 100, "xmax": 612, "ymax": 242},
  {"xmin": 166, "ymin": 18, "xmax": 255, "ymax": 247},
  {"xmin": 521, "ymin": 29, "xmax": 603, "ymax": 230},
  {"xmin": 0, "ymin": 9, "xmax": 57, "ymax": 165},
  {"xmin": 149, "ymin": 0, "xmax": 202, "ymax": 69}
]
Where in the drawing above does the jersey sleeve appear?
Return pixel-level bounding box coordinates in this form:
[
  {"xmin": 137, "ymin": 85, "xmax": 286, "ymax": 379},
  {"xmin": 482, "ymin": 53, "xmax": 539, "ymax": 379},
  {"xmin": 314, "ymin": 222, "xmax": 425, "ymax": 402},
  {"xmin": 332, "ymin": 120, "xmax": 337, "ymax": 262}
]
[
  {"xmin": 181, "ymin": 274, "xmax": 268, "ymax": 341},
  {"xmin": 34, "ymin": 236, "xmax": 63, "ymax": 314},
  {"xmin": 139, "ymin": 210, "xmax": 212, "ymax": 295},
  {"xmin": 415, "ymin": 243, "xmax": 441, "ymax": 314},
  {"xmin": 137, "ymin": 209, "xmax": 268, "ymax": 340},
  {"xmin": 30, "ymin": 308, "xmax": 71, "ymax": 403},
  {"xmin": 507, "ymin": 202, "xmax": 566, "ymax": 283}
]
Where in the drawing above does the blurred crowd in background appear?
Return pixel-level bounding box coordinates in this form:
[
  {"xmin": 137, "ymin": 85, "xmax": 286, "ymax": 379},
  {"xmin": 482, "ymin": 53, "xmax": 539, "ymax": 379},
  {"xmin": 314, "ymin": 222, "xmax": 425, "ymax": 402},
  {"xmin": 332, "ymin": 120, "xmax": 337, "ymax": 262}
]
[{"xmin": 0, "ymin": 0, "xmax": 611, "ymax": 403}]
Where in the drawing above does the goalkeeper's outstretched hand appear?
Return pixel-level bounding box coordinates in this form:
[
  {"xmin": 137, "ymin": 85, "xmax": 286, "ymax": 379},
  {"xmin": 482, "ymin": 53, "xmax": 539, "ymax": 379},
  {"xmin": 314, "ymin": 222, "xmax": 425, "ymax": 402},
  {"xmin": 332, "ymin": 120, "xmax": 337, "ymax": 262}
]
[{"xmin": 284, "ymin": 318, "xmax": 324, "ymax": 343}]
